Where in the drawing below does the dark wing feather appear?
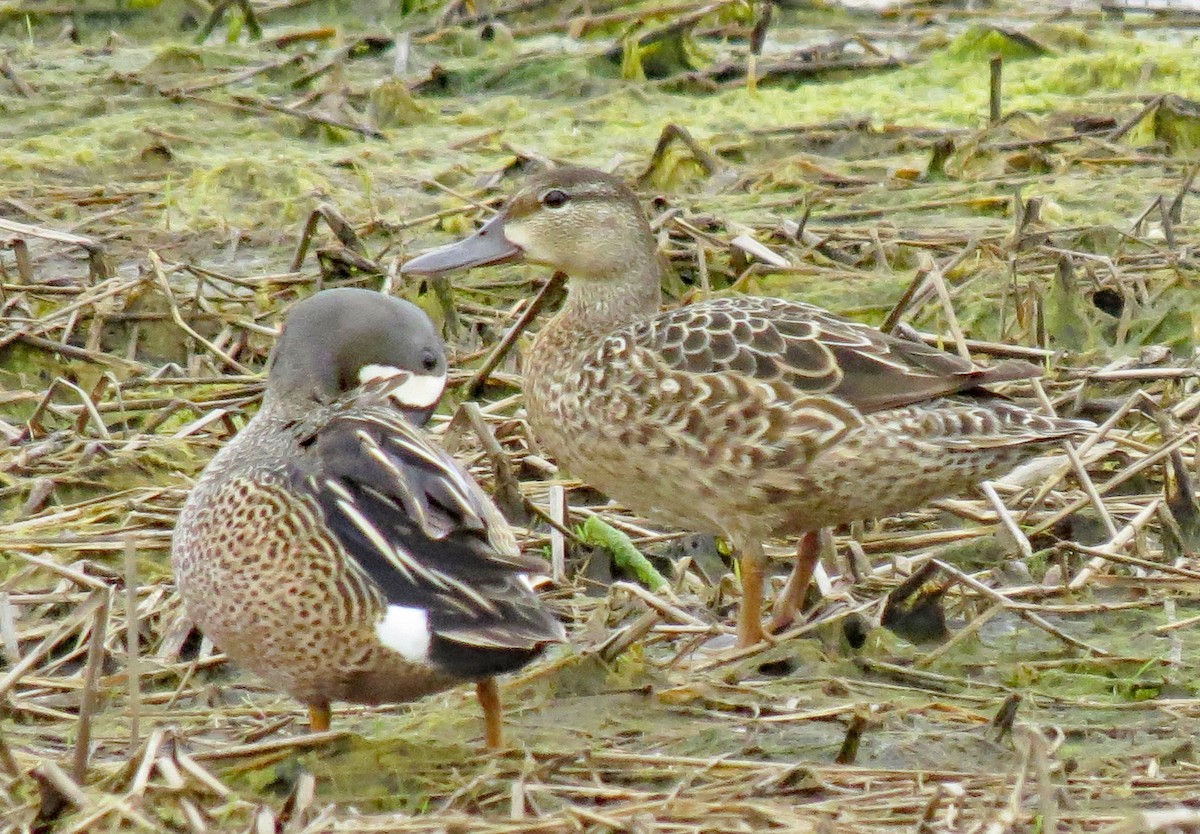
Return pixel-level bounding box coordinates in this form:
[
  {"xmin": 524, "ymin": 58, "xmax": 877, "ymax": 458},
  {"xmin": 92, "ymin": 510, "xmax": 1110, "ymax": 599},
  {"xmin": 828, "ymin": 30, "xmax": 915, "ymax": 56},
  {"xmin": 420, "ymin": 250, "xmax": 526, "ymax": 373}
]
[
  {"xmin": 632, "ymin": 296, "xmax": 1039, "ymax": 413},
  {"xmin": 293, "ymin": 406, "xmax": 564, "ymax": 670}
]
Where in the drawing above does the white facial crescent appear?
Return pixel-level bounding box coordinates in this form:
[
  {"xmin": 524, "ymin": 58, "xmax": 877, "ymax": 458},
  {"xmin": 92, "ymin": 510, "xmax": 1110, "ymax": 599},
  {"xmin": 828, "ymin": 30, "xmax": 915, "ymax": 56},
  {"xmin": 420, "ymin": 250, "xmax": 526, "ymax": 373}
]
[{"xmin": 358, "ymin": 364, "xmax": 447, "ymax": 408}]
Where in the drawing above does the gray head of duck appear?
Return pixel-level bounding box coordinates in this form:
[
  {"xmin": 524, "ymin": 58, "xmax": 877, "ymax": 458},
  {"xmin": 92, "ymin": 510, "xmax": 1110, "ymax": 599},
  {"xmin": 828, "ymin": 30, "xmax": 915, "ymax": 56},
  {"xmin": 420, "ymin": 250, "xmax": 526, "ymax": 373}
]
[
  {"xmin": 267, "ymin": 287, "xmax": 448, "ymax": 424},
  {"xmin": 402, "ymin": 167, "xmax": 658, "ymax": 284}
]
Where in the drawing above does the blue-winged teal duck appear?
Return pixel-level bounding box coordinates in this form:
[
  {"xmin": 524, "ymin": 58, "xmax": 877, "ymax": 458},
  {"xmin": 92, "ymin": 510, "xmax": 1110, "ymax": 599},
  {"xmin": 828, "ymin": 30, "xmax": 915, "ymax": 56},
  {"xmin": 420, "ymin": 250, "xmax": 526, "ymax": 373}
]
[
  {"xmin": 172, "ymin": 287, "xmax": 565, "ymax": 747},
  {"xmin": 403, "ymin": 167, "xmax": 1092, "ymax": 647}
]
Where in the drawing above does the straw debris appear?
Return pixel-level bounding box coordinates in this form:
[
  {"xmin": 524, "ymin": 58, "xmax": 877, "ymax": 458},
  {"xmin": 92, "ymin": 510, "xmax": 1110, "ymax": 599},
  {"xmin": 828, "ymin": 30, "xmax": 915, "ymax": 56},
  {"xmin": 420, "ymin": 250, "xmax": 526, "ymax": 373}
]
[{"xmin": 4, "ymin": 0, "xmax": 1200, "ymax": 831}]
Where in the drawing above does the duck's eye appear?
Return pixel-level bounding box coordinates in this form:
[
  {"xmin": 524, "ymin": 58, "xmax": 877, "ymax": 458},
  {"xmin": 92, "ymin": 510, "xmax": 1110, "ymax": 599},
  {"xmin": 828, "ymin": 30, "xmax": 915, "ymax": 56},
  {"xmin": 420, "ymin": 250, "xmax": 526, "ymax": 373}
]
[
  {"xmin": 541, "ymin": 189, "xmax": 570, "ymax": 209},
  {"xmin": 421, "ymin": 350, "xmax": 439, "ymax": 372}
]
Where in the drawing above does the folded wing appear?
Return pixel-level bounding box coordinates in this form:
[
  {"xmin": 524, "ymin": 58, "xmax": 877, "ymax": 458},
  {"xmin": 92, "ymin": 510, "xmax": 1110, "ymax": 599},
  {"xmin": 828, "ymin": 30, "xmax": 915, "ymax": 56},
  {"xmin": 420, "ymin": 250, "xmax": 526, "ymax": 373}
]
[
  {"xmin": 621, "ymin": 296, "xmax": 1039, "ymax": 413},
  {"xmin": 293, "ymin": 405, "xmax": 564, "ymax": 676}
]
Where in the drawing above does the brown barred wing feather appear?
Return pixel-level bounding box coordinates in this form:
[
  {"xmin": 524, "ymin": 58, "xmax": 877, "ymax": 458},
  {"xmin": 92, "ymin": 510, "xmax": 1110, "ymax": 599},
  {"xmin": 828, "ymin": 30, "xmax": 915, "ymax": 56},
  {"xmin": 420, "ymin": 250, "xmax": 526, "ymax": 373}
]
[{"xmin": 630, "ymin": 297, "xmax": 1042, "ymax": 414}]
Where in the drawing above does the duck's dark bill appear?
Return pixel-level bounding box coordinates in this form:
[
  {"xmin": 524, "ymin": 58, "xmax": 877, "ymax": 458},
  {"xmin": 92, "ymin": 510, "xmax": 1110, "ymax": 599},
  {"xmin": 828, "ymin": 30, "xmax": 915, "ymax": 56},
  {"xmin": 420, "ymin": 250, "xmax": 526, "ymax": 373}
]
[{"xmin": 402, "ymin": 214, "xmax": 521, "ymax": 274}]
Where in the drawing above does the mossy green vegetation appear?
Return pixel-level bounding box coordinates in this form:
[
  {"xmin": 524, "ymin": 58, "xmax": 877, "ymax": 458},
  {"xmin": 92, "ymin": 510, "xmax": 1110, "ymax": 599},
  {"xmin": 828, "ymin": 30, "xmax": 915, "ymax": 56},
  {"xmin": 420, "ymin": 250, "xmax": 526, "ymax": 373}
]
[{"xmin": 5, "ymin": 9, "xmax": 1200, "ymax": 237}]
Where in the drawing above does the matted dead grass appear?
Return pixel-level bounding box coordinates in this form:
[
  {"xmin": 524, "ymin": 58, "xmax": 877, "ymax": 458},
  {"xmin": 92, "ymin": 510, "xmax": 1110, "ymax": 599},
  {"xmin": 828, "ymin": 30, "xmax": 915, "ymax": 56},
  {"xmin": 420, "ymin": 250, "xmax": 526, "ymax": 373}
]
[{"xmin": 5, "ymin": 1, "xmax": 1200, "ymax": 832}]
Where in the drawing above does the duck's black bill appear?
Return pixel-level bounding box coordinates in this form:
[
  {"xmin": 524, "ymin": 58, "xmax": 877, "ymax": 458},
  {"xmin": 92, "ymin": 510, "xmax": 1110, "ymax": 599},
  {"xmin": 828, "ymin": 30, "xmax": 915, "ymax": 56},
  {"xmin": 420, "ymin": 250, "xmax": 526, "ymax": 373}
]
[{"xmin": 401, "ymin": 214, "xmax": 521, "ymax": 275}]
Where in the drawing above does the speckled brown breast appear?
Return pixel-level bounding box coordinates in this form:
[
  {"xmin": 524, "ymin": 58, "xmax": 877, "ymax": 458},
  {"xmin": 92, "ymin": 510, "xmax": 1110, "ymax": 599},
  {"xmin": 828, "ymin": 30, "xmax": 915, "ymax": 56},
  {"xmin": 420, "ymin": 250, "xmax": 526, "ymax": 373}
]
[
  {"xmin": 524, "ymin": 313, "xmax": 775, "ymax": 540},
  {"xmin": 173, "ymin": 469, "xmax": 458, "ymax": 707}
]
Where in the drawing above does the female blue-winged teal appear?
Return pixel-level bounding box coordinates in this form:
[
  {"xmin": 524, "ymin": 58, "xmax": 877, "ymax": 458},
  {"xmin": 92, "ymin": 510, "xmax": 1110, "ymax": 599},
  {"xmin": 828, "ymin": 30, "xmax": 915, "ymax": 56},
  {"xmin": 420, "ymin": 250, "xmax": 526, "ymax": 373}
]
[
  {"xmin": 402, "ymin": 166, "xmax": 1092, "ymax": 648},
  {"xmin": 172, "ymin": 287, "xmax": 565, "ymax": 747}
]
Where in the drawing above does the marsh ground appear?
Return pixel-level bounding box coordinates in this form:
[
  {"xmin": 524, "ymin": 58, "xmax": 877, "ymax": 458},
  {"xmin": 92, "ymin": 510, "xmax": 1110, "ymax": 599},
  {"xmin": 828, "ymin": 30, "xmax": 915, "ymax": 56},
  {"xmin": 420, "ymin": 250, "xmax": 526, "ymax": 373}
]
[{"xmin": 3, "ymin": 1, "xmax": 1200, "ymax": 831}]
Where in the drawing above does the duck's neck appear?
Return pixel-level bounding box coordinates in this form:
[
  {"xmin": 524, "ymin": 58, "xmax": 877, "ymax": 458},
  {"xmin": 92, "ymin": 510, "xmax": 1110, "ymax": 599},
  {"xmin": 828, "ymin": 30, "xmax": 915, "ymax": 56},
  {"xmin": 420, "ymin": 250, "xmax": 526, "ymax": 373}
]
[
  {"xmin": 251, "ymin": 390, "xmax": 322, "ymax": 428},
  {"xmin": 558, "ymin": 258, "xmax": 663, "ymax": 334}
]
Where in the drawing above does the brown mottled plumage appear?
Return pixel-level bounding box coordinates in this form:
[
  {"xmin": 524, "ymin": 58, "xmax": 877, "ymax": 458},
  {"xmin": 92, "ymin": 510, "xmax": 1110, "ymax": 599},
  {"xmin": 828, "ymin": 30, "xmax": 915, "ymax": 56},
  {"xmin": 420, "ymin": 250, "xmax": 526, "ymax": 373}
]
[
  {"xmin": 403, "ymin": 167, "xmax": 1092, "ymax": 647},
  {"xmin": 172, "ymin": 288, "xmax": 564, "ymax": 746}
]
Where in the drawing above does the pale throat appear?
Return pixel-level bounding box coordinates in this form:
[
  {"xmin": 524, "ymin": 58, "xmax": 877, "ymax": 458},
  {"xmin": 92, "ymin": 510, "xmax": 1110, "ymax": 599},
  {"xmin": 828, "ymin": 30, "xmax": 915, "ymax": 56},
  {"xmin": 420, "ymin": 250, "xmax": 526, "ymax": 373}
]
[{"xmin": 560, "ymin": 258, "xmax": 663, "ymax": 331}]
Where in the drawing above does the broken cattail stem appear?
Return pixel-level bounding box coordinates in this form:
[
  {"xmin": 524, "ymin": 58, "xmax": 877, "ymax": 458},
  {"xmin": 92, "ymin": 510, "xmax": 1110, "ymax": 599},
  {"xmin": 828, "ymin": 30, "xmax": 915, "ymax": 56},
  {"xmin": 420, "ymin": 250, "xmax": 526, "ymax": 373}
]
[
  {"xmin": 612, "ymin": 581, "xmax": 703, "ymax": 626},
  {"xmin": 460, "ymin": 401, "xmax": 525, "ymax": 523},
  {"xmin": 548, "ymin": 484, "xmax": 567, "ymax": 584},
  {"xmin": 1029, "ymin": 422, "xmax": 1191, "ymax": 540},
  {"xmin": 33, "ymin": 760, "xmax": 89, "ymax": 812},
  {"xmin": 1129, "ymin": 194, "xmax": 1163, "ymax": 238},
  {"xmin": 289, "ymin": 208, "xmax": 323, "ymax": 273},
  {"xmin": 0, "ymin": 727, "xmax": 19, "ymax": 777},
  {"xmin": 0, "ymin": 592, "xmax": 19, "ymax": 665},
  {"xmin": 1026, "ymin": 726, "xmax": 1062, "ymax": 834},
  {"xmin": 916, "ymin": 603, "xmax": 1004, "ymax": 669},
  {"xmin": 187, "ymin": 729, "xmax": 341, "ymax": 764},
  {"xmin": 990, "ymin": 693, "xmax": 1022, "ymax": 741},
  {"xmin": 980, "ymin": 481, "xmax": 1033, "ymax": 560},
  {"xmin": 0, "ymin": 57, "xmax": 35, "ymax": 97},
  {"xmin": 599, "ymin": 608, "xmax": 661, "ymax": 662},
  {"xmin": 921, "ymin": 254, "xmax": 971, "ymax": 361},
  {"xmin": 174, "ymin": 747, "xmax": 235, "ymax": 798},
  {"xmin": 835, "ymin": 713, "xmax": 869, "ymax": 765},
  {"xmin": 148, "ymin": 250, "xmax": 252, "ymax": 374},
  {"xmin": 1157, "ymin": 195, "xmax": 1177, "ymax": 247},
  {"xmin": 989, "ymin": 54, "xmax": 1003, "ymax": 124},
  {"xmin": 750, "ymin": 0, "xmax": 772, "ymax": 56},
  {"xmin": 73, "ymin": 589, "xmax": 111, "ymax": 782},
  {"xmin": 1168, "ymin": 161, "xmax": 1200, "ymax": 225},
  {"xmin": 466, "ymin": 272, "xmax": 565, "ymax": 397},
  {"xmin": 1060, "ymin": 529, "xmax": 1200, "ymax": 581},
  {"xmin": 129, "ymin": 728, "xmax": 167, "ymax": 799},
  {"xmin": 696, "ymin": 245, "xmax": 710, "ymax": 297},
  {"xmin": 880, "ymin": 260, "xmax": 933, "ymax": 333},
  {"xmin": 12, "ymin": 238, "xmax": 32, "ymax": 284},
  {"xmin": 124, "ymin": 538, "xmax": 141, "ymax": 755},
  {"xmin": 917, "ymin": 784, "xmax": 955, "ymax": 834},
  {"xmin": 1028, "ymin": 379, "xmax": 1119, "ymax": 539},
  {"xmin": 1108, "ymin": 93, "xmax": 1165, "ymax": 142},
  {"xmin": 690, "ymin": 599, "xmax": 876, "ymax": 672}
]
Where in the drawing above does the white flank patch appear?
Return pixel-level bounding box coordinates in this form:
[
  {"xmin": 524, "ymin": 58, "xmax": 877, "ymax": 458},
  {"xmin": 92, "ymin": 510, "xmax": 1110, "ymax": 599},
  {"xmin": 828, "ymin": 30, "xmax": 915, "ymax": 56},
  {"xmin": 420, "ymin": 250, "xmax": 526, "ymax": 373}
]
[{"xmin": 376, "ymin": 605, "xmax": 432, "ymax": 662}]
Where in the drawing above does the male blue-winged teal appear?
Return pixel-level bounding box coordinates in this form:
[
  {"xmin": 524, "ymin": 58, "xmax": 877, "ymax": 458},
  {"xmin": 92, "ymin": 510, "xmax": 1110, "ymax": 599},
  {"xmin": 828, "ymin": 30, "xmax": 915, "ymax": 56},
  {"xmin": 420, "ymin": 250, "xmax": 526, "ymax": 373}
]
[
  {"xmin": 172, "ymin": 287, "xmax": 565, "ymax": 747},
  {"xmin": 402, "ymin": 167, "xmax": 1092, "ymax": 647}
]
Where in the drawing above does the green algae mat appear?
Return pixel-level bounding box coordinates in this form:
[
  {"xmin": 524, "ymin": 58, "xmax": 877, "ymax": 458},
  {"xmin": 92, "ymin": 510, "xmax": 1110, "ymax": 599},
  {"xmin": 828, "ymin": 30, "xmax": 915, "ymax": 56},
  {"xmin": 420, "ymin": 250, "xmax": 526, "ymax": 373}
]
[{"xmin": 4, "ymin": 1, "xmax": 1200, "ymax": 831}]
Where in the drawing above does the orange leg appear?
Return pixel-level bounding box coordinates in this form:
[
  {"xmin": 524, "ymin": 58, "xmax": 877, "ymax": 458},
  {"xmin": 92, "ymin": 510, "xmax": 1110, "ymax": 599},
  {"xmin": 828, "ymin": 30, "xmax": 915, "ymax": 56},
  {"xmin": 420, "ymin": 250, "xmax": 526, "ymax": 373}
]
[
  {"xmin": 475, "ymin": 678, "xmax": 504, "ymax": 751},
  {"xmin": 737, "ymin": 544, "xmax": 767, "ymax": 648},
  {"xmin": 308, "ymin": 702, "xmax": 331, "ymax": 733},
  {"xmin": 768, "ymin": 530, "xmax": 822, "ymax": 635}
]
